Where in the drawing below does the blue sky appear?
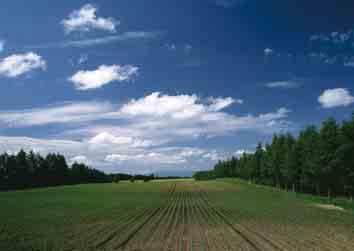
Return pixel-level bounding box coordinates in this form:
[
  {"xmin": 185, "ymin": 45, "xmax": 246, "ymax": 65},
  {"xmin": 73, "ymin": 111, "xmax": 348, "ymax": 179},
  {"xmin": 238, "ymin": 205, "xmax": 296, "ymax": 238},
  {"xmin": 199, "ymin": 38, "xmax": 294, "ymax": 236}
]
[{"xmin": 0, "ymin": 0, "xmax": 353, "ymax": 175}]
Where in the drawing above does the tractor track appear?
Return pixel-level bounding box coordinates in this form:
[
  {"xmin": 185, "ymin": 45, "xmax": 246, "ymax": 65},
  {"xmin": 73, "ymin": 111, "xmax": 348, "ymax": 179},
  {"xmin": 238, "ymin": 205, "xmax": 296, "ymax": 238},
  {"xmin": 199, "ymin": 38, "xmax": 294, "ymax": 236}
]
[
  {"xmin": 76, "ymin": 181, "xmax": 354, "ymax": 251},
  {"xmin": 198, "ymin": 188, "xmax": 284, "ymax": 251}
]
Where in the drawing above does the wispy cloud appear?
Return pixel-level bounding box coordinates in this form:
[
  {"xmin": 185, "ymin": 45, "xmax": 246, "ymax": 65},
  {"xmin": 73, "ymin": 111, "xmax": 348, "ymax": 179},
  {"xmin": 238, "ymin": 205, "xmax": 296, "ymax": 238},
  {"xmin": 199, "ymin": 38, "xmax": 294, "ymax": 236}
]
[
  {"xmin": 310, "ymin": 30, "xmax": 354, "ymax": 45},
  {"xmin": 0, "ymin": 40, "xmax": 5, "ymax": 53},
  {"xmin": 265, "ymin": 80, "xmax": 302, "ymax": 89},
  {"xmin": 0, "ymin": 92, "xmax": 291, "ymax": 145},
  {"xmin": 265, "ymin": 29, "xmax": 354, "ymax": 68},
  {"xmin": 0, "ymin": 101, "xmax": 114, "ymax": 127},
  {"xmin": 26, "ymin": 31, "xmax": 162, "ymax": 49},
  {"xmin": 0, "ymin": 135, "xmax": 223, "ymax": 173},
  {"xmin": 0, "ymin": 92, "xmax": 292, "ymax": 173}
]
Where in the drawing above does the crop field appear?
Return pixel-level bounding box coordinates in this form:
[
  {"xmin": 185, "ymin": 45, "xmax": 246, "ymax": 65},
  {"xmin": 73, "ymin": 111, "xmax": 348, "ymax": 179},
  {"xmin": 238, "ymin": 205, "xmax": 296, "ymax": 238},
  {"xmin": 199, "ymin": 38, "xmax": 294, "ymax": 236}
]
[{"xmin": 1, "ymin": 180, "xmax": 354, "ymax": 250}]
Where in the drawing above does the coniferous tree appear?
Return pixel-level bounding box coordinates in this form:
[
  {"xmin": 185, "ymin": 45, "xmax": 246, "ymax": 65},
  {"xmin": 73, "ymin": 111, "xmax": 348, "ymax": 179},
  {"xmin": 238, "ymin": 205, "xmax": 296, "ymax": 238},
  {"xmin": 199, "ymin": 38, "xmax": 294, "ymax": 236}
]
[{"xmin": 193, "ymin": 112, "xmax": 354, "ymax": 199}]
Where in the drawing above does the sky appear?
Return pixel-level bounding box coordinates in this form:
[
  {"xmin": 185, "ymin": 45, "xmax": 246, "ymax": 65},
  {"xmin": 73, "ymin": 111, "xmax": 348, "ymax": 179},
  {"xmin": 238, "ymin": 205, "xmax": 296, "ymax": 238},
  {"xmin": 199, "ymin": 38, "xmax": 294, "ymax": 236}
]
[{"xmin": 0, "ymin": 0, "xmax": 353, "ymax": 176}]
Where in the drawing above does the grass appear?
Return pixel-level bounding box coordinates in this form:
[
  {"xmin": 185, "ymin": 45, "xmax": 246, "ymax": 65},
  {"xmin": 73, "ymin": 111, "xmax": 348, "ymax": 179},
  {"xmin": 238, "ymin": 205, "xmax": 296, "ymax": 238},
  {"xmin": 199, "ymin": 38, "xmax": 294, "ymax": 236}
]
[
  {"xmin": 1, "ymin": 179, "xmax": 354, "ymax": 250},
  {"xmin": 221, "ymin": 178, "xmax": 354, "ymax": 211},
  {"xmin": 0, "ymin": 182, "xmax": 170, "ymax": 250}
]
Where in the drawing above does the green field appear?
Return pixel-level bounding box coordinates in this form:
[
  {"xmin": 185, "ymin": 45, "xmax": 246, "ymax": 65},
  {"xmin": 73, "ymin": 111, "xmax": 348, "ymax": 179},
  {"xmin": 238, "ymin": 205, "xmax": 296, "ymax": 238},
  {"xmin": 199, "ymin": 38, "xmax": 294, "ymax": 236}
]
[{"xmin": 1, "ymin": 180, "xmax": 354, "ymax": 250}]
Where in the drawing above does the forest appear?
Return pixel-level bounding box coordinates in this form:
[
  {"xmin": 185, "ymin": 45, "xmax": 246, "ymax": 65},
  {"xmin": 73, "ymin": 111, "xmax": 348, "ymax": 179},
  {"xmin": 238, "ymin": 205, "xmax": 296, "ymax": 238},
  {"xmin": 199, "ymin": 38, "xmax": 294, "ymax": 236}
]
[
  {"xmin": 0, "ymin": 150, "xmax": 160, "ymax": 191},
  {"xmin": 194, "ymin": 113, "xmax": 354, "ymax": 198},
  {"xmin": 0, "ymin": 150, "xmax": 112, "ymax": 190}
]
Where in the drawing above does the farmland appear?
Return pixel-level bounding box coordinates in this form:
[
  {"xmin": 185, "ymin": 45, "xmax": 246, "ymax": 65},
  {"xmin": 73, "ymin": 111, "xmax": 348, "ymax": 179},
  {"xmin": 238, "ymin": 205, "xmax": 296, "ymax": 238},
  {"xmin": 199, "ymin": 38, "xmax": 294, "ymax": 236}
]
[{"xmin": 1, "ymin": 180, "xmax": 354, "ymax": 250}]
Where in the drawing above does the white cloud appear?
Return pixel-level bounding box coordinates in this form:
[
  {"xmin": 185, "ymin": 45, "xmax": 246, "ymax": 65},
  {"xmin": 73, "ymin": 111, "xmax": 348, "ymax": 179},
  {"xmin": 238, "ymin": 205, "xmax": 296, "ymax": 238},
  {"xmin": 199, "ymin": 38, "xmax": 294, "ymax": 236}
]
[
  {"xmin": 308, "ymin": 30, "xmax": 354, "ymax": 67},
  {"xmin": 310, "ymin": 30, "xmax": 354, "ymax": 45},
  {"xmin": 105, "ymin": 154, "xmax": 131, "ymax": 162},
  {"xmin": 108, "ymin": 93, "xmax": 290, "ymax": 143},
  {"xmin": 0, "ymin": 135, "xmax": 217, "ymax": 173},
  {"xmin": 0, "ymin": 40, "xmax": 5, "ymax": 53},
  {"xmin": 235, "ymin": 149, "xmax": 254, "ymax": 156},
  {"xmin": 0, "ymin": 93, "xmax": 291, "ymax": 148},
  {"xmin": 120, "ymin": 92, "xmax": 204, "ymax": 119},
  {"xmin": 318, "ymin": 88, "xmax": 354, "ymax": 108},
  {"xmin": 208, "ymin": 97, "xmax": 241, "ymax": 111},
  {"xmin": 0, "ymin": 136, "xmax": 84, "ymax": 157},
  {"xmin": 70, "ymin": 155, "xmax": 90, "ymax": 165},
  {"xmin": 0, "ymin": 101, "xmax": 114, "ymax": 127},
  {"xmin": 0, "ymin": 52, "xmax": 46, "ymax": 78},
  {"xmin": 0, "ymin": 90, "xmax": 292, "ymax": 174},
  {"xmin": 89, "ymin": 132, "xmax": 152, "ymax": 148},
  {"xmin": 69, "ymin": 64, "xmax": 138, "ymax": 90},
  {"xmin": 104, "ymin": 147, "xmax": 223, "ymax": 166},
  {"xmin": 265, "ymin": 80, "xmax": 301, "ymax": 89},
  {"xmin": 62, "ymin": 4, "xmax": 118, "ymax": 34},
  {"xmin": 105, "ymin": 152, "xmax": 187, "ymax": 165},
  {"xmin": 202, "ymin": 151, "xmax": 220, "ymax": 161},
  {"xmin": 179, "ymin": 148, "xmax": 206, "ymax": 158},
  {"xmin": 119, "ymin": 92, "xmax": 239, "ymax": 119},
  {"xmin": 264, "ymin": 48, "xmax": 274, "ymax": 56},
  {"xmin": 27, "ymin": 32, "xmax": 161, "ymax": 49}
]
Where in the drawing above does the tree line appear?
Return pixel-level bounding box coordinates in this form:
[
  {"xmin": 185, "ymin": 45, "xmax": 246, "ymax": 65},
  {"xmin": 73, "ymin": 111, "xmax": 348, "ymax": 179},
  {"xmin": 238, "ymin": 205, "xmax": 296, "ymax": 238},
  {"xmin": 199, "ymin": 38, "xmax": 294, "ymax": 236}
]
[
  {"xmin": 194, "ymin": 113, "xmax": 354, "ymax": 198},
  {"xmin": 0, "ymin": 150, "xmax": 111, "ymax": 190},
  {"xmin": 0, "ymin": 150, "xmax": 189, "ymax": 191}
]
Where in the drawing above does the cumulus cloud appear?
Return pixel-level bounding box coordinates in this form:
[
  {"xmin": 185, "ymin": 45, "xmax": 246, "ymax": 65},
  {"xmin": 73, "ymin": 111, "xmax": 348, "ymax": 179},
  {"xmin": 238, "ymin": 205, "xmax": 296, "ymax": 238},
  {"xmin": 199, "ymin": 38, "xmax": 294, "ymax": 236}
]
[
  {"xmin": 0, "ymin": 91, "xmax": 292, "ymax": 173},
  {"xmin": 120, "ymin": 92, "xmax": 205, "ymax": 119},
  {"xmin": 0, "ymin": 92, "xmax": 291, "ymax": 149},
  {"xmin": 0, "ymin": 52, "xmax": 46, "ymax": 78},
  {"xmin": 265, "ymin": 80, "xmax": 301, "ymax": 89},
  {"xmin": 105, "ymin": 93, "xmax": 290, "ymax": 144},
  {"xmin": 62, "ymin": 4, "xmax": 118, "ymax": 34},
  {"xmin": 119, "ymin": 92, "xmax": 239, "ymax": 119},
  {"xmin": 89, "ymin": 132, "xmax": 152, "ymax": 148},
  {"xmin": 318, "ymin": 88, "xmax": 354, "ymax": 108},
  {"xmin": 104, "ymin": 146, "xmax": 223, "ymax": 166},
  {"xmin": 70, "ymin": 155, "xmax": 90, "ymax": 165},
  {"xmin": 69, "ymin": 64, "xmax": 138, "ymax": 90}
]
